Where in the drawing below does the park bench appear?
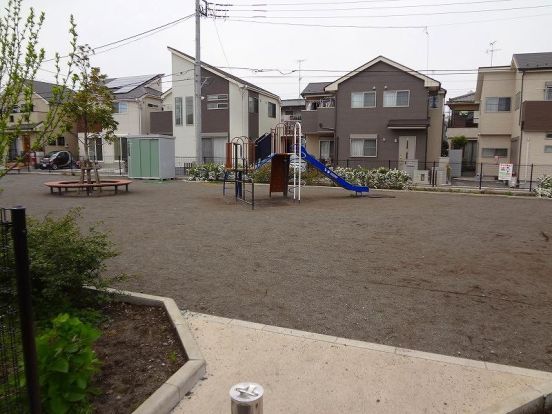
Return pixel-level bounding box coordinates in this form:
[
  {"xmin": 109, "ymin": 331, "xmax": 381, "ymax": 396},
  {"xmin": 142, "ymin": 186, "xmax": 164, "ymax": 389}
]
[{"xmin": 44, "ymin": 179, "xmax": 132, "ymax": 196}]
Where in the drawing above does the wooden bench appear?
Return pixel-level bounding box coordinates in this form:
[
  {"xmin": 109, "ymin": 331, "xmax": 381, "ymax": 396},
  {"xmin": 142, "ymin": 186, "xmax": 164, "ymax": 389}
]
[{"xmin": 44, "ymin": 179, "xmax": 132, "ymax": 196}]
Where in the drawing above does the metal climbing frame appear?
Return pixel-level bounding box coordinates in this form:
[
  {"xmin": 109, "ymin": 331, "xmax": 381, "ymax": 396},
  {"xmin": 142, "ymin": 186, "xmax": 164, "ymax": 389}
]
[
  {"xmin": 223, "ymin": 137, "xmax": 255, "ymax": 210},
  {"xmin": 292, "ymin": 122, "xmax": 302, "ymax": 203}
]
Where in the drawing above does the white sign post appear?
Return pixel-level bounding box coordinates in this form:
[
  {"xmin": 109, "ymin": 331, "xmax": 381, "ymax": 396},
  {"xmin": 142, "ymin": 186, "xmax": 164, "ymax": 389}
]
[{"xmin": 498, "ymin": 163, "xmax": 513, "ymax": 181}]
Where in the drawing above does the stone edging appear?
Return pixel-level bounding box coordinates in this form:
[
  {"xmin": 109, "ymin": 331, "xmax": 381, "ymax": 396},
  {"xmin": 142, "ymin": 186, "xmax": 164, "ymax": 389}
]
[
  {"xmin": 102, "ymin": 289, "xmax": 206, "ymax": 414},
  {"xmin": 476, "ymin": 381, "xmax": 552, "ymax": 414}
]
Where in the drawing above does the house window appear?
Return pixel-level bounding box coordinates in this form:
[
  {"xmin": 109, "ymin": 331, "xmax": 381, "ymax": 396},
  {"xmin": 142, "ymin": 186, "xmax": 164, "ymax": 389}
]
[
  {"xmin": 87, "ymin": 138, "xmax": 103, "ymax": 161},
  {"xmin": 481, "ymin": 148, "xmax": 508, "ymax": 157},
  {"xmin": 207, "ymin": 102, "xmax": 228, "ymax": 110},
  {"xmin": 545, "ymin": 145, "xmax": 552, "ymax": 153},
  {"xmin": 147, "ymin": 103, "xmax": 159, "ymax": 108},
  {"xmin": 383, "ymin": 90, "xmax": 410, "ymax": 107},
  {"xmin": 319, "ymin": 140, "xmax": 334, "ymax": 161},
  {"xmin": 351, "ymin": 92, "xmax": 376, "ymax": 108},
  {"xmin": 350, "ymin": 136, "xmax": 377, "ymax": 157},
  {"xmin": 268, "ymin": 102, "xmax": 276, "ymax": 118},
  {"xmin": 185, "ymin": 96, "xmax": 194, "ymax": 125},
  {"xmin": 113, "ymin": 102, "xmax": 128, "ymax": 113},
  {"xmin": 546, "ymin": 85, "xmax": 552, "ymax": 101},
  {"xmin": 485, "ymin": 97, "xmax": 511, "ymax": 112},
  {"xmin": 9, "ymin": 115, "xmax": 14, "ymax": 123},
  {"xmin": 207, "ymin": 94, "xmax": 228, "ymax": 101},
  {"xmin": 56, "ymin": 136, "xmax": 65, "ymax": 146},
  {"xmin": 175, "ymin": 97, "xmax": 183, "ymax": 125},
  {"xmin": 248, "ymin": 96, "xmax": 258, "ymax": 114},
  {"xmin": 546, "ymin": 132, "xmax": 552, "ymax": 139}
]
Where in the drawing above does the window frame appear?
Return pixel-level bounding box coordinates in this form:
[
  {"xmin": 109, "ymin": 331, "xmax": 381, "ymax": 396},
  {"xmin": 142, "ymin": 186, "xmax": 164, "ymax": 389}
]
[
  {"xmin": 248, "ymin": 96, "xmax": 259, "ymax": 114},
  {"xmin": 185, "ymin": 96, "xmax": 194, "ymax": 125},
  {"xmin": 544, "ymin": 145, "xmax": 552, "ymax": 153},
  {"xmin": 351, "ymin": 91, "xmax": 376, "ymax": 108},
  {"xmin": 350, "ymin": 135, "xmax": 378, "ymax": 158},
  {"xmin": 485, "ymin": 97, "xmax": 511, "ymax": 113},
  {"xmin": 545, "ymin": 86, "xmax": 552, "ymax": 101},
  {"xmin": 267, "ymin": 102, "xmax": 277, "ymax": 118},
  {"xmin": 383, "ymin": 90, "xmax": 410, "ymax": 108},
  {"xmin": 319, "ymin": 139, "xmax": 334, "ymax": 160},
  {"xmin": 113, "ymin": 101, "xmax": 128, "ymax": 114},
  {"xmin": 481, "ymin": 148, "xmax": 508, "ymax": 158},
  {"xmin": 207, "ymin": 102, "xmax": 229, "ymax": 110},
  {"xmin": 207, "ymin": 94, "xmax": 229, "ymax": 101},
  {"xmin": 175, "ymin": 97, "xmax": 183, "ymax": 126}
]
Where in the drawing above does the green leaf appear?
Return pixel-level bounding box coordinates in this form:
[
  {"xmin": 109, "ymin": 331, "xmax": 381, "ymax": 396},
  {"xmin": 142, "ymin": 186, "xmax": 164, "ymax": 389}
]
[
  {"xmin": 49, "ymin": 396, "xmax": 69, "ymax": 414},
  {"xmin": 50, "ymin": 358, "xmax": 69, "ymax": 373},
  {"xmin": 63, "ymin": 391, "xmax": 85, "ymax": 402}
]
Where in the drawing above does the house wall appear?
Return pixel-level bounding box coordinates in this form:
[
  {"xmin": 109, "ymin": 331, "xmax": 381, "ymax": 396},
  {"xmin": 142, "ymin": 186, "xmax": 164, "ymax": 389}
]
[
  {"xmin": 201, "ymin": 68, "xmax": 229, "ymax": 135},
  {"xmin": 171, "ymin": 54, "xmax": 196, "ymax": 157},
  {"xmin": 142, "ymin": 96, "xmax": 162, "ymax": 134},
  {"xmin": 335, "ymin": 61, "xmax": 429, "ymax": 162},
  {"xmin": 517, "ymin": 132, "xmax": 552, "ymax": 180},
  {"xmin": 229, "ymin": 82, "xmax": 248, "ymax": 140},
  {"xmin": 113, "ymin": 100, "xmax": 141, "ymax": 136},
  {"xmin": 478, "ymin": 71, "xmax": 515, "ymax": 136},
  {"xmin": 478, "ymin": 135, "xmax": 511, "ymax": 176},
  {"xmin": 258, "ymin": 94, "xmax": 281, "ymax": 137},
  {"xmin": 427, "ymin": 91, "xmax": 445, "ymax": 163}
]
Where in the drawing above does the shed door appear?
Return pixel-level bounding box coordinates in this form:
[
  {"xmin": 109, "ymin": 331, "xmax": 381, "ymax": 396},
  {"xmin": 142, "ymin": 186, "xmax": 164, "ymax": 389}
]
[
  {"xmin": 139, "ymin": 140, "xmax": 151, "ymax": 176},
  {"xmin": 149, "ymin": 139, "xmax": 159, "ymax": 177},
  {"xmin": 129, "ymin": 140, "xmax": 141, "ymax": 176}
]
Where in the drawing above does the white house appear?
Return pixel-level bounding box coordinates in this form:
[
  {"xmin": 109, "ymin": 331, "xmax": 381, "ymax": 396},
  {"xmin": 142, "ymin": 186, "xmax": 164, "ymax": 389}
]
[{"xmin": 168, "ymin": 46, "xmax": 281, "ymax": 161}]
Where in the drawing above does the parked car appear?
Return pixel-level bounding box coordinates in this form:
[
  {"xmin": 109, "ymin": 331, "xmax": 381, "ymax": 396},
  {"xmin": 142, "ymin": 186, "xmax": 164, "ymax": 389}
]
[{"xmin": 39, "ymin": 151, "xmax": 75, "ymax": 170}]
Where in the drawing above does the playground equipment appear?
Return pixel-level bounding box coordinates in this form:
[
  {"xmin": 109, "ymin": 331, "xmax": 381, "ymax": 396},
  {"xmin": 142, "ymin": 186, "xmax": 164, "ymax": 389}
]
[{"xmin": 223, "ymin": 122, "xmax": 369, "ymax": 207}]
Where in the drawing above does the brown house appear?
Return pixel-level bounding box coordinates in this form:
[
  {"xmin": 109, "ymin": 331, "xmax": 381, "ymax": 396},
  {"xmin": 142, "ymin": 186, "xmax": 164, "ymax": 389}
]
[{"xmin": 301, "ymin": 56, "xmax": 445, "ymax": 169}]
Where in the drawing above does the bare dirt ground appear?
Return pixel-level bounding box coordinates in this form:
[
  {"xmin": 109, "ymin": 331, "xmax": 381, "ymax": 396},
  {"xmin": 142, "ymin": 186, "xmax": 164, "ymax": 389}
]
[{"xmin": 2, "ymin": 173, "xmax": 552, "ymax": 371}]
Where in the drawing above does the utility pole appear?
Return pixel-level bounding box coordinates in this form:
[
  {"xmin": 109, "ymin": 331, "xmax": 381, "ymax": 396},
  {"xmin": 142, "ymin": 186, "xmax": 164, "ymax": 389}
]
[
  {"xmin": 297, "ymin": 59, "xmax": 305, "ymax": 98},
  {"xmin": 195, "ymin": 0, "xmax": 203, "ymax": 164},
  {"xmin": 486, "ymin": 41, "xmax": 501, "ymax": 67}
]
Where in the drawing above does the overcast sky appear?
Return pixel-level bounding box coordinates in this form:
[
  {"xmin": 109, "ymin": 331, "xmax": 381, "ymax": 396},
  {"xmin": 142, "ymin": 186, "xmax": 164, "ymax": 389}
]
[{"xmin": 18, "ymin": 0, "xmax": 552, "ymax": 100}]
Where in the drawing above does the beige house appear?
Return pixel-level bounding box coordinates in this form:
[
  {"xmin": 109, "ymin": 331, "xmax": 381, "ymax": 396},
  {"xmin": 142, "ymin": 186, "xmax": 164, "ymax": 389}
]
[
  {"xmin": 6, "ymin": 80, "xmax": 77, "ymax": 161},
  {"xmin": 78, "ymin": 74, "xmax": 163, "ymax": 163},
  {"xmin": 473, "ymin": 52, "xmax": 552, "ymax": 180}
]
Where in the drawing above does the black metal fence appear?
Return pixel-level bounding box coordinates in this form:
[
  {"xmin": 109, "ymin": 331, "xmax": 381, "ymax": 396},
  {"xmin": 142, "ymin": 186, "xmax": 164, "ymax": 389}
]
[{"xmin": 0, "ymin": 208, "xmax": 40, "ymax": 414}]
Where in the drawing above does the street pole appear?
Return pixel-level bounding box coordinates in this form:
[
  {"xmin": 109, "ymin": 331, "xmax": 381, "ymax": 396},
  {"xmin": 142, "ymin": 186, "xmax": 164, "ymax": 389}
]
[{"xmin": 195, "ymin": 0, "xmax": 202, "ymax": 164}]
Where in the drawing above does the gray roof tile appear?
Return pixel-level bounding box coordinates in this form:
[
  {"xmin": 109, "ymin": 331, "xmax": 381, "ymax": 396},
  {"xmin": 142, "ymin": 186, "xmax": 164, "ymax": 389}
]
[
  {"xmin": 513, "ymin": 52, "xmax": 552, "ymax": 70},
  {"xmin": 301, "ymin": 82, "xmax": 332, "ymax": 96}
]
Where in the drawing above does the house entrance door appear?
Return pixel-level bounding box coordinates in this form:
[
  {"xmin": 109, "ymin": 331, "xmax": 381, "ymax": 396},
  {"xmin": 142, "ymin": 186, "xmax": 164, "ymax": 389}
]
[{"xmin": 398, "ymin": 136, "xmax": 416, "ymax": 160}]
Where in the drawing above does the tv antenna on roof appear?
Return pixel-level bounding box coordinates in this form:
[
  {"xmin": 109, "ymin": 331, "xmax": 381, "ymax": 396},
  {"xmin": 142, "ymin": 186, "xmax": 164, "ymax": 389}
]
[{"xmin": 486, "ymin": 41, "xmax": 501, "ymax": 66}]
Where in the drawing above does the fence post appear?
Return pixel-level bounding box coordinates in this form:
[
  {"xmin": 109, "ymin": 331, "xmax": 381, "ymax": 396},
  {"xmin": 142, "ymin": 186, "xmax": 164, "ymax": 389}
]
[
  {"xmin": 529, "ymin": 163, "xmax": 534, "ymax": 192},
  {"xmin": 119, "ymin": 155, "xmax": 122, "ymax": 176},
  {"xmin": 479, "ymin": 163, "xmax": 483, "ymax": 190},
  {"xmin": 432, "ymin": 161, "xmax": 436, "ymax": 187},
  {"xmin": 346, "ymin": 159, "xmax": 349, "ymax": 168},
  {"xmin": 388, "ymin": 159, "xmax": 391, "ymax": 169},
  {"xmin": 11, "ymin": 207, "xmax": 41, "ymax": 414}
]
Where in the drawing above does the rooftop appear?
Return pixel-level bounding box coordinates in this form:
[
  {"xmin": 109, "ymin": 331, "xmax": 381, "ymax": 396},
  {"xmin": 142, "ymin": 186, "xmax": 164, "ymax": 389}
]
[
  {"xmin": 513, "ymin": 52, "xmax": 552, "ymax": 70},
  {"xmin": 301, "ymin": 82, "xmax": 332, "ymax": 96},
  {"xmin": 281, "ymin": 98, "xmax": 305, "ymax": 107}
]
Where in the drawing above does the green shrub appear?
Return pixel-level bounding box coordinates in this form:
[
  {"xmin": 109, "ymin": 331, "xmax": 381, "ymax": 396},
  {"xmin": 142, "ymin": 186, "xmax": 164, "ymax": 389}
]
[
  {"xmin": 27, "ymin": 209, "xmax": 121, "ymax": 320},
  {"xmin": 450, "ymin": 135, "xmax": 468, "ymax": 149},
  {"xmin": 535, "ymin": 175, "xmax": 552, "ymax": 198},
  {"xmin": 36, "ymin": 314, "xmax": 101, "ymax": 414},
  {"xmin": 250, "ymin": 163, "xmax": 271, "ymax": 183}
]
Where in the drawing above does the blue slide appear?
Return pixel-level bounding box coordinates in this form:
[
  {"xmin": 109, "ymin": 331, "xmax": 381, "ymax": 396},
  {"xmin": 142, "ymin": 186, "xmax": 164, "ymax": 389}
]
[{"xmin": 300, "ymin": 146, "xmax": 369, "ymax": 194}]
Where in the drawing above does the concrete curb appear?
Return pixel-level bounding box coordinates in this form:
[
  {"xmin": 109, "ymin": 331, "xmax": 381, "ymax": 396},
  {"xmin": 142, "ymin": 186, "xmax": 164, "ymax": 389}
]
[
  {"xmin": 100, "ymin": 289, "xmax": 206, "ymax": 414},
  {"xmin": 477, "ymin": 381, "xmax": 552, "ymax": 414},
  {"xmin": 185, "ymin": 312, "xmax": 552, "ymax": 381}
]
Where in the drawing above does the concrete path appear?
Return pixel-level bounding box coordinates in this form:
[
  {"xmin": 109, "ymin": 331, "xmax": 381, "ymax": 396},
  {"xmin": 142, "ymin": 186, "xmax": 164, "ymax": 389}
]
[{"xmin": 172, "ymin": 313, "xmax": 552, "ymax": 414}]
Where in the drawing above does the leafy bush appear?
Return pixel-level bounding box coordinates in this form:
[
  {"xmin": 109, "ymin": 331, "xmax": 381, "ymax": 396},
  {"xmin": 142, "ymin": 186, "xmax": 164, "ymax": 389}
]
[
  {"xmin": 36, "ymin": 314, "xmax": 101, "ymax": 414},
  {"xmin": 535, "ymin": 175, "xmax": 552, "ymax": 198},
  {"xmin": 27, "ymin": 209, "xmax": 120, "ymax": 320},
  {"xmin": 187, "ymin": 163, "xmax": 225, "ymax": 181},
  {"xmin": 332, "ymin": 166, "xmax": 412, "ymax": 190},
  {"xmin": 450, "ymin": 135, "xmax": 468, "ymax": 149},
  {"xmin": 250, "ymin": 163, "xmax": 271, "ymax": 183}
]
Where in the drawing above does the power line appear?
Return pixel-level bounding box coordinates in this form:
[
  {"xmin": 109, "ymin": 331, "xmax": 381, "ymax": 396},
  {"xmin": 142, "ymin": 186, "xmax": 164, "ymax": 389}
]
[
  {"xmin": 221, "ymin": 0, "xmax": 523, "ymax": 12},
  {"xmin": 225, "ymin": 4, "xmax": 552, "ymax": 19},
  {"xmin": 212, "ymin": 19, "xmax": 232, "ymax": 74}
]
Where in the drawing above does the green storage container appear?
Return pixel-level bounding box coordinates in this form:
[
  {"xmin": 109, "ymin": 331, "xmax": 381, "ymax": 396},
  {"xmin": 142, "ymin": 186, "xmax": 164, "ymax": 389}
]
[{"xmin": 127, "ymin": 135, "xmax": 175, "ymax": 179}]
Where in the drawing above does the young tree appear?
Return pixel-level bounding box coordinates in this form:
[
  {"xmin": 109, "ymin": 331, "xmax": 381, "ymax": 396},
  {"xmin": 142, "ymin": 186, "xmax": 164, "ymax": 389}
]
[
  {"xmin": 62, "ymin": 45, "xmax": 118, "ymax": 183},
  {"xmin": 0, "ymin": 0, "xmax": 78, "ymax": 174}
]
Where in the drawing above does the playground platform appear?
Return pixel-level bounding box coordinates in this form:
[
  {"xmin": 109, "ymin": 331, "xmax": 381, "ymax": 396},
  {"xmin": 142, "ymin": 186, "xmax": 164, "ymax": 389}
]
[{"xmin": 173, "ymin": 312, "xmax": 552, "ymax": 414}]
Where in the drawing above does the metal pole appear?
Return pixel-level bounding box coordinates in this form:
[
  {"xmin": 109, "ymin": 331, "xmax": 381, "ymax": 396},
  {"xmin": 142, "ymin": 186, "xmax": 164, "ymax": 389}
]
[
  {"xmin": 479, "ymin": 163, "xmax": 483, "ymax": 190},
  {"xmin": 11, "ymin": 207, "xmax": 41, "ymax": 414},
  {"xmin": 529, "ymin": 163, "xmax": 534, "ymax": 192},
  {"xmin": 432, "ymin": 161, "xmax": 436, "ymax": 187},
  {"xmin": 195, "ymin": 0, "xmax": 203, "ymax": 164}
]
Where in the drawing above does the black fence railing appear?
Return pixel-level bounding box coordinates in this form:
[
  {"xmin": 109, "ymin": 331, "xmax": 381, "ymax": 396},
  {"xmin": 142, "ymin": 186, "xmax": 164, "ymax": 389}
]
[{"xmin": 0, "ymin": 208, "xmax": 40, "ymax": 414}]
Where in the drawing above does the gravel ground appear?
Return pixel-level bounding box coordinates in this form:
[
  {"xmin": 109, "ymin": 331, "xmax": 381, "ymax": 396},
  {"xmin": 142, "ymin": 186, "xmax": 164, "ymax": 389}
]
[{"xmin": 2, "ymin": 173, "xmax": 552, "ymax": 372}]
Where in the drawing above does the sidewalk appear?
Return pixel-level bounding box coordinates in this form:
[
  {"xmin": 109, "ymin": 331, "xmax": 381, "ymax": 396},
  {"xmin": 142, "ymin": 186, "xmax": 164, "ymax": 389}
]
[{"xmin": 173, "ymin": 312, "xmax": 552, "ymax": 414}]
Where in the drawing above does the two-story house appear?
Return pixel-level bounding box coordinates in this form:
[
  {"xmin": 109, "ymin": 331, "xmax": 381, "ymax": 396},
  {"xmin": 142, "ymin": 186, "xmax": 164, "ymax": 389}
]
[
  {"xmin": 446, "ymin": 92, "xmax": 479, "ymax": 175},
  {"xmin": 6, "ymin": 80, "xmax": 77, "ymax": 161},
  {"xmin": 301, "ymin": 56, "xmax": 446, "ymax": 169},
  {"xmin": 168, "ymin": 46, "xmax": 281, "ymax": 161},
  {"xmin": 79, "ymin": 74, "xmax": 163, "ymax": 163},
  {"xmin": 473, "ymin": 52, "xmax": 552, "ymax": 180}
]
